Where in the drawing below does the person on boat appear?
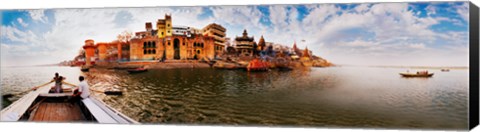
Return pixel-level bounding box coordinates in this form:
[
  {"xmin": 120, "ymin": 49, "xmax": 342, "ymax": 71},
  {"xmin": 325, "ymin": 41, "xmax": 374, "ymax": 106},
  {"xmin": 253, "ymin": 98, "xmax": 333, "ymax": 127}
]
[
  {"xmin": 51, "ymin": 73, "xmax": 65, "ymax": 93},
  {"xmin": 70, "ymin": 76, "xmax": 91, "ymax": 105}
]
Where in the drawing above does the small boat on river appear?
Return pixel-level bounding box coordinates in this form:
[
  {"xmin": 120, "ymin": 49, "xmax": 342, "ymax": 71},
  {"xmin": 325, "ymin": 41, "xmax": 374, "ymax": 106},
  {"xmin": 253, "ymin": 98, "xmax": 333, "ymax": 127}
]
[
  {"xmin": 80, "ymin": 66, "xmax": 89, "ymax": 72},
  {"xmin": 441, "ymin": 69, "xmax": 450, "ymax": 72},
  {"xmin": 0, "ymin": 85, "xmax": 138, "ymax": 124},
  {"xmin": 399, "ymin": 71, "xmax": 434, "ymax": 77},
  {"xmin": 247, "ymin": 58, "xmax": 269, "ymax": 72},
  {"xmin": 127, "ymin": 67, "xmax": 148, "ymax": 74}
]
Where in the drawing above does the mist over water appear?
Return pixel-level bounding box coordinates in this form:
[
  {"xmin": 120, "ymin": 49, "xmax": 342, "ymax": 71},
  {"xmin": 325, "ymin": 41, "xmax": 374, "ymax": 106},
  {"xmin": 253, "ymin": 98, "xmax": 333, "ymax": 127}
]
[{"xmin": 1, "ymin": 66, "xmax": 469, "ymax": 130}]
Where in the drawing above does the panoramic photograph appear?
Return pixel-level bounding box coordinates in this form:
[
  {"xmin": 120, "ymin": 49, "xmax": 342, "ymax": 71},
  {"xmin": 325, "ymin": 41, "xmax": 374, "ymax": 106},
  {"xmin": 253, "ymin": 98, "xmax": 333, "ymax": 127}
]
[{"xmin": 0, "ymin": 1, "xmax": 470, "ymax": 130}]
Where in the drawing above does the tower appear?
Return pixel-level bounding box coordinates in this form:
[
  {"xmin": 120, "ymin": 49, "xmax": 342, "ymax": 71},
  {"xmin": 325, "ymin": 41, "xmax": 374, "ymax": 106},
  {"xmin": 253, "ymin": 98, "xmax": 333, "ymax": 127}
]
[
  {"xmin": 83, "ymin": 39, "xmax": 97, "ymax": 66},
  {"xmin": 145, "ymin": 22, "xmax": 152, "ymax": 32},
  {"xmin": 165, "ymin": 14, "xmax": 172, "ymax": 37},
  {"xmin": 157, "ymin": 14, "xmax": 173, "ymax": 39}
]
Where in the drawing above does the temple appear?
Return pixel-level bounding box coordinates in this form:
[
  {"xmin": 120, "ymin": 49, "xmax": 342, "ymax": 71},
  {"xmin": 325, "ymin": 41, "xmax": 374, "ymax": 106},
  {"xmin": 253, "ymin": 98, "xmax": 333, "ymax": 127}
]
[{"xmin": 234, "ymin": 29, "xmax": 255, "ymax": 56}]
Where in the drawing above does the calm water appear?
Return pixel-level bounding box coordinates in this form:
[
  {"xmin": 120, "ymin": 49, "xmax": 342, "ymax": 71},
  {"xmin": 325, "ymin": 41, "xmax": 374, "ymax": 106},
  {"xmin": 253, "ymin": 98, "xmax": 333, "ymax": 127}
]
[{"xmin": 1, "ymin": 66, "xmax": 469, "ymax": 130}]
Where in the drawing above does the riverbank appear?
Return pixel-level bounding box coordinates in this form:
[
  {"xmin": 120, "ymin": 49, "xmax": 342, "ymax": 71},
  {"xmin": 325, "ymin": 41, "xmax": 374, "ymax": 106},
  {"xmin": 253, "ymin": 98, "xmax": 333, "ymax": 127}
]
[
  {"xmin": 91, "ymin": 61, "xmax": 211, "ymax": 70},
  {"xmin": 84, "ymin": 56, "xmax": 333, "ymax": 71}
]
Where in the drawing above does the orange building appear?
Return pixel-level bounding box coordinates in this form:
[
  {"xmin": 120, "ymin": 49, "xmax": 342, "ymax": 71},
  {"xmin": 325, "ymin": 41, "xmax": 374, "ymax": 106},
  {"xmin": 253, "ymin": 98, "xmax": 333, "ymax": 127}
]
[{"xmin": 83, "ymin": 14, "xmax": 217, "ymax": 62}]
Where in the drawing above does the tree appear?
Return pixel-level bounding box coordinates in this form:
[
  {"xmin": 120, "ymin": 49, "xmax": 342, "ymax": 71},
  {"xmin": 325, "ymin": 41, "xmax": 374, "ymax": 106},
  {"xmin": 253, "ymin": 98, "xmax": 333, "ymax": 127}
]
[{"xmin": 117, "ymin": 30, "xmax": 133, "ymax": 43}]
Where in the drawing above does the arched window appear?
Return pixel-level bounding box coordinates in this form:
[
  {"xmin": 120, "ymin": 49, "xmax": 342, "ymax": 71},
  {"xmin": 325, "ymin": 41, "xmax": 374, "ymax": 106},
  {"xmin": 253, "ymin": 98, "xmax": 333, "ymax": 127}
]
[
  {"xmin": 194, "ymin": 42, "xmax": 197, "ymax": 47},
  {"xmin": 201, "ymin": 43, "xmax": 204, "ymax": 48},
  {"xmin": 183, "ymin": 42, "xmax": 185, "ymax": 46},
  {"xmin": 143, "ymin": 42, "xmax": 147, "ymax": 48},
  {"xmin": 153, "ymin": 50, "xmax": 156, "ymax": 54},
  {"xmin": 197, "ymin": 50, "xmax": 201, "ymax": 54},
  {"xmin": 168, "ymin": 42, "xmax": 171, "ymax": 46},
  {"xmin": 144, "ymin": 49, "xmax": 147, "ymax": 54},
  {"xmin": 152, "ymin": 41, "xmax": 156, "ymax": 47}
]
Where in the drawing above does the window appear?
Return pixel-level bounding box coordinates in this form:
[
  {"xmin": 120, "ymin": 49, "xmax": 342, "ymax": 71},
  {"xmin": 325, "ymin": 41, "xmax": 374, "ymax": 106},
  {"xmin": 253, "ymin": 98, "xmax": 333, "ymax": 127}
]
[
  {"xmin": 168, "ymin": 31, "xmax": 170, "ymax": 33},
  {"xmin": 144, "ymin": 49, "xmax": 147, "ymax": 54},
  {"xmin": 168, "ymin": 42, "xmax": 171, "ymax": 46},
  {"xmin": 153, "ymin": 42, "xmax": 156, "ymax": 47},
  {"xmin": 183, "ymin": 42, "xmax": 185, "ymax": 46},
  {"xmin": 143, "ymin": 42, "xmax": 147, "ymax": 48},
  {"xmin": 167, "ymin": 24, "xmax": 170, "ymax": 27},
  {"xmin": 197, "ymin": 50, "xmax": 200, "ymax": 54},
  {"xmin": 153, "ymin": 50, "xmax": 156, "ymax": 54},
  {"xmin": 162, "ymin": 32, "xmax": 164, "ymax": 35}
]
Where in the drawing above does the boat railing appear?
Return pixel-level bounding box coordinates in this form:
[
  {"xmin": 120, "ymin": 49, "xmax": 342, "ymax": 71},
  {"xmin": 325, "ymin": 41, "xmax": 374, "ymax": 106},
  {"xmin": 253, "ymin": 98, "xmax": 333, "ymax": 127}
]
[
  {"xmin": 82, "ymin": 97, "xmax": 139, "ymax": 124},
  {"xmin": 1, "ymin": 85, "xmax": 51, "ymax": 121}
]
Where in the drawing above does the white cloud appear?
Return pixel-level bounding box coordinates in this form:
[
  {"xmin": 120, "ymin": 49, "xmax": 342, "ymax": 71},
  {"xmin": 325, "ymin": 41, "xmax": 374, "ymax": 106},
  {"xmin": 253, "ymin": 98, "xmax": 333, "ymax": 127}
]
[
  {"xmin": 17, "ymin": 18, "xmax": 28, "ymax": 27},
  {"xmin": 355, "ymin": 4, "xmax": 370, "ymax": 13},
  {"xmin": 456, "ymin": 2, "xmax": 469, "ymax": 22},
  {"xmin": 426, "ymin": 4, "xmax": 437, "ymax": 16},
  {"xmin": 28, "ymin": 9, "xmax": 48, "ymax": 23},
  {"xmin": 406, "ymin": 43, "xmax": 426, "ymax": 49},
  {"xmin": 1, "ymin": 25, "xmax": 38, "ymax": 43}
]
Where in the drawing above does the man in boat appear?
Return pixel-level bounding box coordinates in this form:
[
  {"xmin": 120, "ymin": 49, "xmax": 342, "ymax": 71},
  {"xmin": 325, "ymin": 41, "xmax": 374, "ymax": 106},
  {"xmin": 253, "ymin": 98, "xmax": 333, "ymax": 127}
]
[
  {"xmin": 70, "ymin": 76, "xmax": 91, "ymax": 105},
  {"xmin": 53, "ymin": 73, "xmax": 66, "ymax": 93}
]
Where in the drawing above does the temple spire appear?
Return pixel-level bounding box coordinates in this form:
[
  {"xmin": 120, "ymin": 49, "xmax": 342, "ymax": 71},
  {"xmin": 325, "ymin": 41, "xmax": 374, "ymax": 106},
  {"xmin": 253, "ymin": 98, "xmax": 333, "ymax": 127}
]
[
  {"xmin": 258, "ymin": 35, "xmax": 266, "ymax": 50},
  {"xmin": 293, "ymin": 41, "xmax": 298, "ymax": 50},
  {"xmin": 303, "ymin": 46, "xmax": 311, "ymax": 58}
]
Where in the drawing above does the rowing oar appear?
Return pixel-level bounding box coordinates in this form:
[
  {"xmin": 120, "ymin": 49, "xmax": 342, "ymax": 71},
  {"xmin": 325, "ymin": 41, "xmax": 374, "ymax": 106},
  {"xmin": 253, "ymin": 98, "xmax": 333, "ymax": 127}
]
[
  {"xmin": 63, "ymin": 81, "xmax": 123, "ymax": 96},
  {"xmin": 2, "ymin": 81, "xmax": 53, "ymax": 99}
]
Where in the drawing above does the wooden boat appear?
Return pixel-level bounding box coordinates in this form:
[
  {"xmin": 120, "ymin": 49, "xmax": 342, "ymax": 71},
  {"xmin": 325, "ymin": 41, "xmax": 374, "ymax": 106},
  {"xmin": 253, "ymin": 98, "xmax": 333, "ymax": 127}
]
[
  {"xmin": 127, "ymin": 67, "xmax": 148, "ymax": 74},
  {"xmin": 274, "ymin": 58, "xmax": 293, "ymax": 71},
  {"xmin": 0, "ymin": 85, "xmax": 138, "ymax": 124},
  {"xmin": 247, "ymin": 59, "xmax": 269, "ymax": 72},
  {"xmin": 80, "ymin": 66, "xmax": 89, "ymax": 72},
  {"xmin": 441, "ymin": 69, "xmax": 450, "ymax": 72},
  {"xmin": 213, "ymin": 61, "xmax": 237, "ymax": 70},
  {"xmin": 399, "ymin": 72, "xmax": 434, "ymax": 77}
]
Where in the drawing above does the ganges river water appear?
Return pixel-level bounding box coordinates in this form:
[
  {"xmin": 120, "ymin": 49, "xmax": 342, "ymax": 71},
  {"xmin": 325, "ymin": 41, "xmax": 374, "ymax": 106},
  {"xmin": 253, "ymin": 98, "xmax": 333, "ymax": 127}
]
[{"xmin": 0, "ymin": 66, "xmax": 469, "ymax": 130}]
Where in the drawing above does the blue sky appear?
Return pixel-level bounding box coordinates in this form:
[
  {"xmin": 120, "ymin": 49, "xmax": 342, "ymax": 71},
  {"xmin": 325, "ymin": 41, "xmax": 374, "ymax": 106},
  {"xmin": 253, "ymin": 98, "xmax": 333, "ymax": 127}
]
[{"xmin": 0, "ymin": 2, "xmax": 470, "ymax": 66}]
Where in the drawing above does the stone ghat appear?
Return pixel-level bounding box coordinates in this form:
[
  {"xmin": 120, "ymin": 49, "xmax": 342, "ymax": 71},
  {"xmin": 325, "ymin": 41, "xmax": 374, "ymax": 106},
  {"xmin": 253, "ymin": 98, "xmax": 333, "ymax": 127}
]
[{"xmin": 92, "ymin": 60, "xmax": 211, "ymax": 70}]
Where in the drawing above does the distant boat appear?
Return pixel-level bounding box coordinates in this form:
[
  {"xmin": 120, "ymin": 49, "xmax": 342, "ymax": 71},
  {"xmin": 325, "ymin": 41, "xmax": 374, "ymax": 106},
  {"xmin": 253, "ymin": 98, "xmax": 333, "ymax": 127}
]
[
  {"xmin": 127, "ymin": 67, "xmax": 148, "ymax": 74},
  {"xmin": 247, "ymin": 58, "xmax": 269, "ymax": 72},
  {"xmin": 441, "ymin": 69, "xmax": 450, "ymax": 72},
  {"xmin": 399, "ymin": 72, "xmax": 434, "ymax": 77},
  {"xmin": 80, "ymin": 66, "xmax": 89, "ymax": 72}
]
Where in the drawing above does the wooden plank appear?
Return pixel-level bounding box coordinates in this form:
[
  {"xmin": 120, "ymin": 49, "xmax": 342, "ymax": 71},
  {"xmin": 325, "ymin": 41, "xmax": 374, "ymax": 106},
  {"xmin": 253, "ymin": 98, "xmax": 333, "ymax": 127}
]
[
  {"xmin": 73, "ymin": 103, "xmax": 84, "ymax": 121},
  {"xmin": 60, "ymin": 103, "xmax": 69, "ymax": 122},
  {"xmin": 33, "ymin": 103, "xmax": 47, "ymax": 121},
  {"xmin": 29, "ymin": 101, "xmax": 86, "ymax": 122},
  {"xmin": 44, "ymin": 103, "xmax": 52, "ymax": 121},
  {"xmin": 52, "ymin": 103, "xmax": 60, "ymax": 122},
  {"xmin": 39, "ymin": 93, "xmax": 72, "ymax": 97},
  {"xmin": 60, "ymin": 103, "xmax": 67, "ymax": 122}
]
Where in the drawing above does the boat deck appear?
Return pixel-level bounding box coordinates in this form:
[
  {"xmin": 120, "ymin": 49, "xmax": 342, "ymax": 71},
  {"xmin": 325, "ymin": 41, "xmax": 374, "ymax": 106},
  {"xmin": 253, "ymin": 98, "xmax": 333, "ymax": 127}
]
[{"xmin": 29, "ymin": 102, "xmax": 85, "ymax": 122}]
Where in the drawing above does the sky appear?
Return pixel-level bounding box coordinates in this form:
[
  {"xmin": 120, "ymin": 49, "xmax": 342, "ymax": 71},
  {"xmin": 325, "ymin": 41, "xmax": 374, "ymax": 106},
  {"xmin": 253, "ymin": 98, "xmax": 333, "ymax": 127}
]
[{"xmin": 0, "ymin": 2, "xmax": 470, "ymax": 67}]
